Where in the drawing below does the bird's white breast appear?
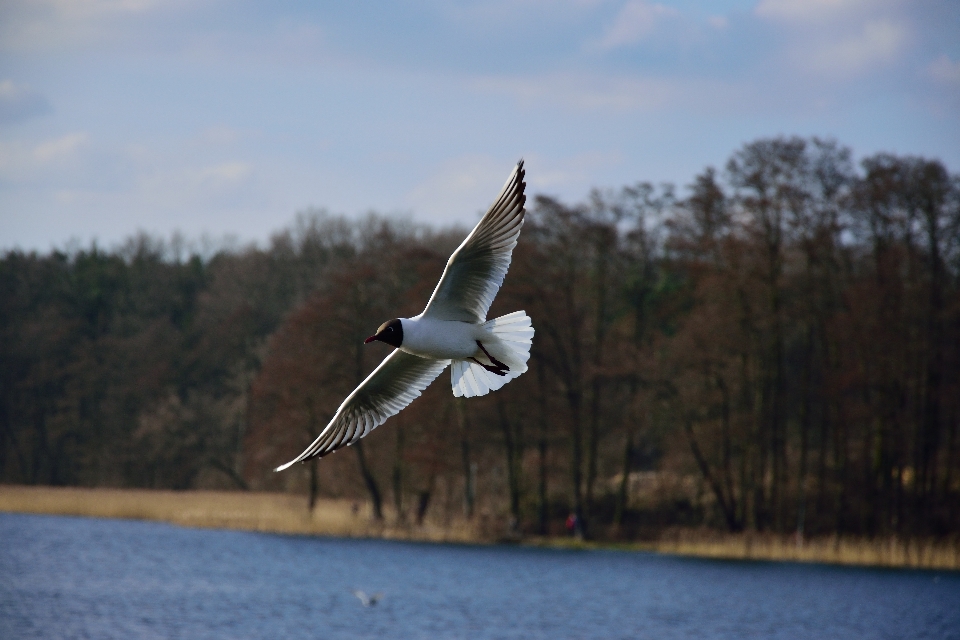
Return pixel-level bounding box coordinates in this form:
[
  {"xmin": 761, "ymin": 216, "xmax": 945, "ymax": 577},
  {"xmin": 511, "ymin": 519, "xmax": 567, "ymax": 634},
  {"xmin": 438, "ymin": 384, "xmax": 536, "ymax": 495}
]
[{"xmin": 399, "ymin": 315, "xmax": 480, "ymax": 360}]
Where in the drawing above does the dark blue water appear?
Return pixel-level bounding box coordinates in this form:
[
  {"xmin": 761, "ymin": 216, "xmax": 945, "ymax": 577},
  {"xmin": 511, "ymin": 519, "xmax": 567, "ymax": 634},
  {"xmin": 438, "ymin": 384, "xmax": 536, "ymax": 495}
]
[{"xmin": 1, "ymin": 513, "xmax": 957, "ymax": 639}]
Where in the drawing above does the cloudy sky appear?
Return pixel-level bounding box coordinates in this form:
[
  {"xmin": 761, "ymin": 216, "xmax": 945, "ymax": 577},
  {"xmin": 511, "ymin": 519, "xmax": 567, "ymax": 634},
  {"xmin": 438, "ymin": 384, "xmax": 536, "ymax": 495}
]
[{"xmin": 1, "ymin": 0, "xmax": 958, "ymax": 251}]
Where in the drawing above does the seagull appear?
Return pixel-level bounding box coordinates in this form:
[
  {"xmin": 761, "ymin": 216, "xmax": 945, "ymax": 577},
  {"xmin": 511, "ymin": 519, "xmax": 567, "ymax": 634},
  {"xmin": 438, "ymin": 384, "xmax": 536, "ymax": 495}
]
[
  {"xmin": 275, "ymin": 160, "xmax": 533, "ymax": 471},
  {"xmin": 351, "ymin": 590, "xmax": 384, "ymax": 607}
]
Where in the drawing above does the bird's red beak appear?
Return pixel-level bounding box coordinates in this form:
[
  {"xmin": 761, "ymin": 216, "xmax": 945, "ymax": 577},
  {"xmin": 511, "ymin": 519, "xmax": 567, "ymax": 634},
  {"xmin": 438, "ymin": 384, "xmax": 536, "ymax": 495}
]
[{"xmin": 364, "ymin": 335, "xmax": 378, "ymax": 344}]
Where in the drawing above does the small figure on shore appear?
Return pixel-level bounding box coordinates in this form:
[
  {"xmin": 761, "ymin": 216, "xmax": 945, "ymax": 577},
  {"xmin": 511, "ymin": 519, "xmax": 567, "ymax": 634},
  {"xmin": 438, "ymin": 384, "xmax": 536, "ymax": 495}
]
[{"xmin": 565, "ymin": 513, "xmax": 578, "ymax": 536}]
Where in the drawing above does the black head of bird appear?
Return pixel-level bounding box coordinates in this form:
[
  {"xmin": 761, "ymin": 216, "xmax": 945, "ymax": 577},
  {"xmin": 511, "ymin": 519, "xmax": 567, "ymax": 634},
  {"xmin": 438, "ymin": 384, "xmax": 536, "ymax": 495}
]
[{"xmin": 364, "ymin": 318, "xmax": 403, "ymax": 348}]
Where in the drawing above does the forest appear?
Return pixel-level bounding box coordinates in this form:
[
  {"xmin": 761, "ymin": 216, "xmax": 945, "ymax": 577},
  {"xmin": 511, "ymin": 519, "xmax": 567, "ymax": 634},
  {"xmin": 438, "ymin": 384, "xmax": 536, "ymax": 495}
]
[{"xmin": 2, "ymin": 136, "xmax": 958, "ymax": 540}]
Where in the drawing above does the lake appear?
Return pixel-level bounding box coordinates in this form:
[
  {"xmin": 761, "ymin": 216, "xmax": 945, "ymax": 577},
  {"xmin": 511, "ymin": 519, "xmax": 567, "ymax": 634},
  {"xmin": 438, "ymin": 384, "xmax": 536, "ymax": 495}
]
[{"xmin": 1, "ymin": 513, "xmax": 957, "ymax": 639}]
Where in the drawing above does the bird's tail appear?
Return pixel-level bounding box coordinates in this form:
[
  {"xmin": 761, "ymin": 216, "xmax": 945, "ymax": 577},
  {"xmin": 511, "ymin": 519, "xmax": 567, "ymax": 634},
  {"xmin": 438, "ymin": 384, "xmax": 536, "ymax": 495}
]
[{"xmin": 451, "ymin": 311, "xmax": 534, "ymax": 398}]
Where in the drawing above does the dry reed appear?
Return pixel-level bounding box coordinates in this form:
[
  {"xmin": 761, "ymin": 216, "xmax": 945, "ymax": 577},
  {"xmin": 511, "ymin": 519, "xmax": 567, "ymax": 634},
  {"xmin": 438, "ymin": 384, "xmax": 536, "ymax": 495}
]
[
  {"xmin": 2, "ymin": 485, "xmax": 957, "ymax": 570},
  {"xmin": 0, "ymin": 485, "xmax": 480, "ymax": 544},
  {"xmin": 655, "ymin": 528, "xmax": 960, "ymax": 571}
]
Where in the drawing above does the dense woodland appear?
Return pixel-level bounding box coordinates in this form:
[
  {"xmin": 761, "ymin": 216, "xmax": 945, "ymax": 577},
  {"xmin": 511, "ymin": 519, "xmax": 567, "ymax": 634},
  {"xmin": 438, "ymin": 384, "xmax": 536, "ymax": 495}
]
[{"xmin": 2, "ymin": 137, "xmax": 959, "ymax": 539}]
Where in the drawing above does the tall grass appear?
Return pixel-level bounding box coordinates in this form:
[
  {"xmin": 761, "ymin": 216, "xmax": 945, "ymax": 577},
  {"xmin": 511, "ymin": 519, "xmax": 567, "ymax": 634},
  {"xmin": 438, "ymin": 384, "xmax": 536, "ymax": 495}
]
[
  {"xmin": 0, "ymin": 485, "xmax": 479, "ymax": 543},
  {"xmin": 654, "ymin": 528, "xmax": 960, "ymax": 571},
  {"xmin": 3, "ymin": 485, "xmax": 958, "ymax": 570}
]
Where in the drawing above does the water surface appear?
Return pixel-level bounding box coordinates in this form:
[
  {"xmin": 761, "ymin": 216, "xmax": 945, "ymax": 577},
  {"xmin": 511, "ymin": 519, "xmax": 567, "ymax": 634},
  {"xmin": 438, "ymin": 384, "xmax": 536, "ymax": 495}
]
[{"xmin": 1, "ymin": 513, "xmax": 957, "ymax": 639}]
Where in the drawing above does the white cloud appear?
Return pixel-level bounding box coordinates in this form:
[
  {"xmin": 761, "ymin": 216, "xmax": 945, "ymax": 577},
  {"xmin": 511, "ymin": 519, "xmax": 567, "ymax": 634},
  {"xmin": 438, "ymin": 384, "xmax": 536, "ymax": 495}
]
[
  {"xmin": 707, "ymin": 15, "xmax": 728, "ymax": 30},
  {"xmin": 928, "ymin": 54, "xmax": 960, "ymax": 85},
  {"xmin": 524, "ymin": 151, "xmax": 624, "ymax": 192},
  {"xmin": 436, "ymin": 0, "xmax": 607, "ymax": 28},
  {"xmin": 47, "ymin": 0, "xmax": 159, "ymax": 17},
  {"xmin": 403, "ymin": 152, "xmax": 626, "ymax": 226},
  {"xmin": 468, "ymin": 71, "xmax": 771, "ymax": 116},
  {"xmin": 178, "ymin": 20, "xmax": 332, "ymax": 70},
  {"xmin": 134, "ymin": 160, "xmax": 256, "ymax": 206},
  {"xmin": 1, "ymin": 2, "xmax": 957, "ymax": 252},
  {"xmin": 0, "ymin": 0, "xmax": 196, "ymax": 53},
  {"xmin": 598, "ymin": 0, "xmax": 678, "ymax": 49},
  {"xmin": 0, "ymin": 141, "xmax": 25, "ymax": 177},
  {"xmin": 754, "ymin": 0, "xmax": 911, "ymax": 80},
  {"xmin": 0, "ymin": 79, "xmax": 51, "ymax": 123},
  {"xmin": 33, "ymin": 132, "xmax": 89, "ymax": 162},
  {"xmin": 198, "ymin": 161, "xmax": 252, "ymax": 186},
  {"xmin": 405, "ymin": 155, "xmax": 511, "ymax": 225},
  {"xmin": 803, "ymin": 20, "xmax": 905, "ymax": 76},
  {"xmin": 0, "ymin": 132, "xmax": 90, "ymax": 187},
  {"xmin": 755, "ymin": 0, "xmax": 872, "ymax": 23},
  {"xmin": 199, "ymin": 125, "xmax": 241, "ymax": 146},
  {"xmin": 471, "ymin": 73, "xmax": 678, "ymax": 112},
  {"xmin": 0, "ymin": 132, "xmax": 88, "ymax": 175}
]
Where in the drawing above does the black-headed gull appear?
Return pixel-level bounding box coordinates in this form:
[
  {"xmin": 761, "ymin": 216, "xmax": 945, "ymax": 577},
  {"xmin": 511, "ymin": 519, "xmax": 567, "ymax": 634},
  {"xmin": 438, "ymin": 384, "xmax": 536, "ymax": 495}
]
[
  {"xmin": 275, "ymin": 161, "xmax": 533, "ymax": 470},
  {"xmin": 351, "ymin": 589, "xmax": 384, "ymax": 607}
]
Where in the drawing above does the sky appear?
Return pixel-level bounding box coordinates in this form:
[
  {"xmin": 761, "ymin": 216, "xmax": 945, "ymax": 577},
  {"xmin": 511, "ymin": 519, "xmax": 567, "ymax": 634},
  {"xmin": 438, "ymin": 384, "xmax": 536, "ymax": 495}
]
[{"xmin": 1, "ymin": 0, "xmax": 958, "ymax": 252}]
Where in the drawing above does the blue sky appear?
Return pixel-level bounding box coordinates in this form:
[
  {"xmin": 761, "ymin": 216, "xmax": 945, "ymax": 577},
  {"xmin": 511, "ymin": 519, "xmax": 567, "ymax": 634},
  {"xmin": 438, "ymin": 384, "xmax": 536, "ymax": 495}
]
[{"xmin": 1, "ymin": 0, "xmax": 958, "ymax": 251}]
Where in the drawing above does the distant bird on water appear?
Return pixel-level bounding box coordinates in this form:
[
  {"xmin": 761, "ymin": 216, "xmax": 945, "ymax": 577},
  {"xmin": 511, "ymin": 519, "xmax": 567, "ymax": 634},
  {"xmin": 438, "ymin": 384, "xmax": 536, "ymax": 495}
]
[
  {"xmin": 351, "ymin": 590, "xmax": 384, "ymax": 607},
  {"xmin": 275, "ymin": 161, "xmax": 533, "ymax": 471}
]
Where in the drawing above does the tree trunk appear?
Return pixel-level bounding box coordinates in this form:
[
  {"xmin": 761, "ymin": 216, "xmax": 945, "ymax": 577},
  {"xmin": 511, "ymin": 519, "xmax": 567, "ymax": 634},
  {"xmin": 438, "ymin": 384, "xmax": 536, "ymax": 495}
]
[
  {"xmin": 586, "ymin": 230, "xmax": 610, "ymax": 515},
  {"xmin": 537, "ymin": 359, "xmax": 549, "ymax": 535},
  {"xmin": 456, "ymin": 398, "xmax": 474, "ymax": 518},
  {"xmin": 613, "ymin": 429, "xmax": 632, "ymax": 528},
  {"xmin": 416, "ymin": 473, "xmax": 436, "ymax": 525},
  {"xmin": 393, "ymin": 421, "xmax": 405, "ymax": 522},
  {"xmin": 308, "ymin": 458, "xmax": 319, "ymax": 511},
  {"xmin": 797, "ymin": 342, "xmax": 810, "ymax": 538},
  {"xmin": 568, "ymin": 388, "xmax": 586, "ymax": 536},
  {"xmin": 497, "ymin": 400, "xmax": 523, "ymax": 529},
  {"xmin": 716, "ymin": 375, "xmax": 738, "ymax": 527},
  {"xmin": 919, "ymin": 187, "xmax": 944, "ymax": 533},
  {"xmin": 353, "ymin": 441, "xmax": 383, "ymax": 520},
  {"xmin": 684, "ymin": 419, "xmax": 741, "ymax": 532},
  {"xmin": 586, "ymin": 376, "xmax": 602, "ymax": 516}
]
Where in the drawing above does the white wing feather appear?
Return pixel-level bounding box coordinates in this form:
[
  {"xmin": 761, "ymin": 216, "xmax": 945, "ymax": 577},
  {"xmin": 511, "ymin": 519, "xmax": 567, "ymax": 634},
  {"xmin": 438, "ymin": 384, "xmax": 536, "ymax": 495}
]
[
  {"xmin": 421, "ymin": 160, "xmax": 526, "ymax": 323},
  {"xmin": 275, "ymin": 350, "xmax": 449, "ymax": 469}
]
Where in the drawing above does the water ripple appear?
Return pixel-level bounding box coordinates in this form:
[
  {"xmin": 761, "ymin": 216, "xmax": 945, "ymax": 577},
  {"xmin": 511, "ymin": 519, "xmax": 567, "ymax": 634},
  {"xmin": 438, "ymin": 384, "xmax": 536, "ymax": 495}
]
[{"xmin": 1, "ymin": 513, "xmax": 958, "ymax": 640}]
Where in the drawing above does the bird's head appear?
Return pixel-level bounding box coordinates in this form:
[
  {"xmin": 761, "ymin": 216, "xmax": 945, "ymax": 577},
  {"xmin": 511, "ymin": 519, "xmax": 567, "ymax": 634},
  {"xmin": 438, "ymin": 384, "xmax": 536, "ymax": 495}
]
[{"xmin": 364, "ymin": 318, "xmax": 403, "ymax": 348}]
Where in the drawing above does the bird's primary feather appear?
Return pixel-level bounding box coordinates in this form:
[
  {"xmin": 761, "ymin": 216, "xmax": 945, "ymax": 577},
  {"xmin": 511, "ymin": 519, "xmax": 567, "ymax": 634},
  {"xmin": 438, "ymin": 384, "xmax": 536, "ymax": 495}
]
[
  {"xmin": 274, "ymin": 351, "xmax": 449, "ymax": 469},
  {"xmin": 421, "ymin": 161, "xmax": 526, "ymax": 323}
]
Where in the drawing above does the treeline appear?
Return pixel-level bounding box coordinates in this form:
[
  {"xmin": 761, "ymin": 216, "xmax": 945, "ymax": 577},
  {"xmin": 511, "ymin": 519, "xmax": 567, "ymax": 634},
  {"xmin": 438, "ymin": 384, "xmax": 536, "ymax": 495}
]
[{"xmin": 2, "ymin": 137, "xmax": 958, "ymax": 539}]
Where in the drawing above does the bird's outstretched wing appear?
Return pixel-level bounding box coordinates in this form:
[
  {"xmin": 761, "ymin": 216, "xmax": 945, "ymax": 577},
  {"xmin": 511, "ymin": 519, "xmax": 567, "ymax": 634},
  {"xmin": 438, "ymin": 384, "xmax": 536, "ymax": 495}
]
[
  {"xmin": 421, "ymin": 160, "xmax": 526, "ymax": 323},
  {"xmin": 352, "ymin": 590, "xmax": 384, "ymax": 606},
  {"xmin": 275, "ymin": 351, "xmax": 449, "ymax": 470}
]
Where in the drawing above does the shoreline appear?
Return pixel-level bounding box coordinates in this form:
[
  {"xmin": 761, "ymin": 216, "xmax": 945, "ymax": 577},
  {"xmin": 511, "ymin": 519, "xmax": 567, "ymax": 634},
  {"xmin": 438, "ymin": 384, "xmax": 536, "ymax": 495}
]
[{"xmin": 2, "ymin": 485, "xmax": 957, "ymax": 571}]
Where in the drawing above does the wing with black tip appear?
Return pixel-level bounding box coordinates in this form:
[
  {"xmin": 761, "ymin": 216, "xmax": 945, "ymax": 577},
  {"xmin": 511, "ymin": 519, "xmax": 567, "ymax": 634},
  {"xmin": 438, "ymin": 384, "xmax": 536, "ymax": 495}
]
[
  {"xmin": 421, "ymin": 160, "xmax": 526, "ymax": 323},
  {"xmin": 275, "ymin": 351, "xmax": 449, "ymax": 470}
]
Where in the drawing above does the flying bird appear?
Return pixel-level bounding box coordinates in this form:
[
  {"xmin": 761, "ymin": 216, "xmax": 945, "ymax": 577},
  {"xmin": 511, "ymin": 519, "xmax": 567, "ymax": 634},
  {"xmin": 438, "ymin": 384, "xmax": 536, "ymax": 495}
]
[
  {"xmin": 275, "ymin": 161, "xmax": 533, "ymax": 471},
  {"xmin": 351, "ymin": 590, "xmax": 384, "ymax": 607}
]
